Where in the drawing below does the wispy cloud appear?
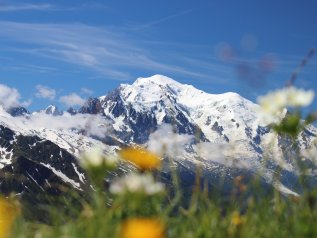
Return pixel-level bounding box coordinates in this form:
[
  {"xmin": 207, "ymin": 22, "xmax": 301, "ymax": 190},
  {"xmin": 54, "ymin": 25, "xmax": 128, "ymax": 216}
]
[
  {"xmin": 35, "ymin": 85, "xmax": 56, "ymax": 100},
  {"xmin": 75, "ymin": 2, "xmax": 110, "ymax": 11},
  {"xmin": 81, "ymin": 88, "xmax": 94, "ymax": 96},
  {"xmin": 131, "ymin": 9, "xmax": 193, "ymax": 30},
  {"xmin": 0, "ymin": 64, "xmax": 58, "ymax": 73},
  {"xmin": 0, "ymin": 3, "xmax": 52, "ymax": 11},
  {"xmin": 0, "ymin": 21, "xmax": 218, "ymax": 81},
  {"xmin": 178, "ymin": 56, "xmax": 233, "ymax": 82}
]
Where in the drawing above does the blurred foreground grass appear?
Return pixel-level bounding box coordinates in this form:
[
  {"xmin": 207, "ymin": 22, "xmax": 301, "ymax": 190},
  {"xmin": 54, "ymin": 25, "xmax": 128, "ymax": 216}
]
[{"xmin": 6, "ymin": 187, "xmax": 317, "ymax": 237}]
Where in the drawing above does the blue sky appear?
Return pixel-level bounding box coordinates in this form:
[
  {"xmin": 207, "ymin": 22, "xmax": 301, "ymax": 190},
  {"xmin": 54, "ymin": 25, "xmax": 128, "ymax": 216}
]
[{"xmin": 0, "ymin": 0, "xmax": 316, "ymax": 112}]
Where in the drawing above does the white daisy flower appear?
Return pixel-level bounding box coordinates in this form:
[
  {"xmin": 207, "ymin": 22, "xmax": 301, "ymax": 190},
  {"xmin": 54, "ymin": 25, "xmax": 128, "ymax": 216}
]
[
  {"xmin": 80, "ymin": 147, "xmax": 118, "ymax": 169},
  {"xmin": 109, "ymin": 173, "xmax": 164, "ymax": 195},
  {"xmin": 257, "ymin": 87, "xmax": 314, "ymax": 125}
]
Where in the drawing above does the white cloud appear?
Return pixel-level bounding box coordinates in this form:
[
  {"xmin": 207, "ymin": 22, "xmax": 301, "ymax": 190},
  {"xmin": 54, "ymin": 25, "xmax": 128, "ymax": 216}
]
[
  {"xmin": 0, "ymin": 3, "xmax": 52, "ymax": 12},
  {"xmin": 21, "ymin": 99, "xmax": 32, "ymax": 107},
  {"xmin": 0, "ymin": 84, "xmax": 30, "ymax": 109},
  {"xmin": 81, "ymin": 88, "xmax": 94, "ymax": 95},
  {"xmin": 35, "ymin": 85, "xmax": 56, "ymax": 100},
  {"xmin": 26, "ymin": 113, "xmax": 110, "ymax": 138},
  {"xmin": 194, "ymin": 142, "xmax": 234, "ymax": 166},
  {"xmin": 147, "ymin": 124, "xmax": 194, "ymax": 157},
  {"xmin": 147, "ymin": 124, "xmax": 256, "ymax": 169},
  {"xmin": 131, "ymin": 9, "xmax": 193, "ymax": 30},
  {"xmin": 60, "ymin": 93, "xmax": 86, "ymax": 107}
]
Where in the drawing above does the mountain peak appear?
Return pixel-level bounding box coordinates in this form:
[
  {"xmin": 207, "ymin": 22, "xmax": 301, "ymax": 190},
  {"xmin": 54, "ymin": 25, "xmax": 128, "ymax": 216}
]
[
  {"xmin": 7, "ymin": 106, "xmax": 30, "ymax": 117},
  {"xmin": 45, "ymin": 105, "xmax": 62, "ymax": 116},
  {"xmin": 134, "ymin": 74, "xmax": 182, "ymax": 87},
  {"xmin": 78, "ymin": 97, "xmax": 102, "ymax": 114},
  {"xmin": 117, "ymin": 75, "xmax": 255, "ymax": 113}
]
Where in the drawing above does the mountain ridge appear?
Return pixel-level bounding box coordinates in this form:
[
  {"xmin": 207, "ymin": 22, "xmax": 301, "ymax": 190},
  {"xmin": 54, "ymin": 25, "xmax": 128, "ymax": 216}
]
[{"xmin": 0, "ymin": 74, "xmax": 317, "ymax": 200}]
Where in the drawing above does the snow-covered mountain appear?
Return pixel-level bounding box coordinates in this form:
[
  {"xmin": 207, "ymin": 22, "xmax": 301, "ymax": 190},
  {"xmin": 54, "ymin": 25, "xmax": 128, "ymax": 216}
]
[
  {"xmin": 98, "ymin": 75, "xmax": 317, "ymax": 195},
  {"xmin": 42, "ymin": 105, "xmax": 62, "ymax": 116},
  {"xmin": 101, "ymin": 75, "xmax": 261, "ymax": 144},
  {"xmin": 7, "ymin": 106, "xmax": 30, "ymax": 117},
  {"xmin": 100, "ymin": 75, "xmax": 315, "ymax": 159},
  {"xmin": 1, "ymin": 74, "xmax": 317, "ymax": 205}
]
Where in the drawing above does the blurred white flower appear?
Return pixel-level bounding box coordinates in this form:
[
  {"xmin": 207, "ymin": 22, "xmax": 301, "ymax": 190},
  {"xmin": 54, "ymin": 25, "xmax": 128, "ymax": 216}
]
[
  {"xmin": 257, "ymin": 86, "xmax": 314, "ymax": 124},
  {"xmin": 258, "ymin": 106, "xmax": 287, "ymax": 125},
  {"xmin": 286, "ymin": 87, "xmax": 314, "ymax": 107},
  {"xmin": 109, "ymin": 173, "xmax": 164, "ymax": 195},
  {"xmin": 301, "ymin": 146, "xmax": 317, "ymax": 165},
  {"xmin": 80, "ymin": 147, "xmax": 118, "ymax": 169},
  {"xmin": 147, "ymin": 124, "xmax": 194, "ymax": 157}
]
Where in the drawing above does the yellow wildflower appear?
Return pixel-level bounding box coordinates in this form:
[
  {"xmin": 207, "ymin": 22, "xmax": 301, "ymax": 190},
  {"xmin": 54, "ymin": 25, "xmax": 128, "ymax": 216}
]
[
  {"xmin": 231, "ymin": 211, "xmax": 244, "ymax": 227},
  {"xmin": 120, "ymin": 218, "xmax": 165, "ymax": 238},
  {"xmin": 0, "ymin": 197, "xmax": 20, "ymax": 238},
  {"xmin": 119, "ymin": 147, "xmax": 161, "ymax": 170}
]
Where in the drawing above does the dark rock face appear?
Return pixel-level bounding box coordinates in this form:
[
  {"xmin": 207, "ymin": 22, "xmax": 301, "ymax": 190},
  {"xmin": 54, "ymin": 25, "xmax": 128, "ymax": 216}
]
[
  {"xmin": 212, "ymin": 121, "xmax": 224, "ymax": 135},
  {"xmin": 245, "ymin": 127, "xmax": 253, "ymax": 139},
  {"xmin": 101, "ymin": 88, "xmax": 159, "ymax": 143},
  {"xmin": 0, "ymin": 157, "xmax": 87, "ymax": 222},
  {"xmin": 212, "ymin": 121, "xmax": 229, "ymax": 142},
  {"xmin": 13, "ymin": 135, "xmax": 86, "ymax": 187},
  {"xmin": 100, "ymin": 87, "xmax": 207, "ymax": 144},
  {"xmin": 0, "ymin": 125, "xmax": 15, "ymax": 142},
  {"xmin": 247, "ymin": 126, "xmax": 270, "ymax": 154},
  {"xmin": 102, "ymin": 88, "xmax": 125, "ymax": 117},
  {"xmin": 162, "ymin": 106, "xmax": 206, "ymax": 142},
  {"xmin": 7, "ymin": 107, "xmax": 30, "ymax": 117},
  {"xmin": 0, "ymin": 126, "xmax": 89, "ymax": 222},
  {"xmin": 0, "ymin": 125, "xmax": 15, "ymax": 163},
  {"xmin": 67, "ymin": 107, "xmax": 78, "ymax": 115},
  {"xmin": 102, "ymin": 92, "xmax": 159, "ymax": 143},
  {"xmin": 130, "ymin": 111, "xmax": 158, "ymax": 144},
  {"xmin": 301, "ymin": 128, "xmax": 317, "ymax": 148},
  {"xmin": 79, "ymin": 97, "xmax": 102, "ymax": 114}
]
